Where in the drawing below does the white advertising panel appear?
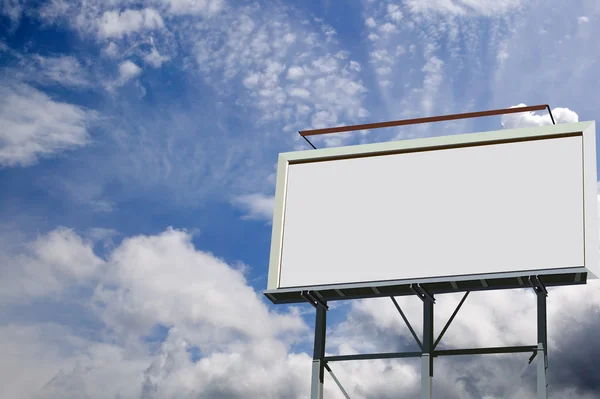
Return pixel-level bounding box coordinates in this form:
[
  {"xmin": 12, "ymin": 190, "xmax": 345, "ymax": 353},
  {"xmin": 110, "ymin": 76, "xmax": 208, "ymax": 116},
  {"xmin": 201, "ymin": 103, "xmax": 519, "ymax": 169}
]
[{"xmin": 267, "ymin": 122, "xmax": 598, "ymax": 292}]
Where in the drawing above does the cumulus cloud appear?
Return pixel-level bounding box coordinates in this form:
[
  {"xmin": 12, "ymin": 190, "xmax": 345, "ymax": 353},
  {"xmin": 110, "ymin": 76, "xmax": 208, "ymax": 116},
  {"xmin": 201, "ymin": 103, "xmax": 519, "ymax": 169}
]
[
  {"xmin": 501, "ymin": 103, "xmax": 579, "ymax": 129},
  {"xmin": 0, "ymin": 227, "xmax": 311, "ymax": 398},
  {"xmin": 143, "ymin": 47, "xmax": 169, "ymax": 68},
  {"xmin": 0, "ymin": 83, "xmax": 96, "ymax": 167},
  {"xmin": 326, "ymin": 280, "xmax": 600, "ymax": 398},
  {"xmin": 378, "ymin": 22, "xmax": 397, "ymax": 33},
  {"xmin": 97, "ymin": 8, "xmax": 164, "ymax": 39},
  {"xmin": 387, "ymin": 4, "xmax": 403, "ymax": 21},
  {"xmin": 1, "ymin": 222, "xmax": 600, "ymax": 398},
  {"xmin": 0, "ymin": 227, "xmax": 103, "ymax": 301},
  {"xmin": 286, "ymin": 66, "xmax": 304, "ymax": 80},
  {"xmin": 232, "ymin": 193, "xmax": 275, "ymax": 222},
  {"xmin": 118, "ymin": 60, "xmax": 142, "ymax": 84}
]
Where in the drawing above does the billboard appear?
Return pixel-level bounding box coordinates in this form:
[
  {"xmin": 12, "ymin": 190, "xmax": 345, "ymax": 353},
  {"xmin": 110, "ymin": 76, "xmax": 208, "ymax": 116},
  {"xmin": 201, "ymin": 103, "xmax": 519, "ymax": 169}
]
[{"xmin": 265, "ymin": 122, "xmax": 598, "ymax": 303}]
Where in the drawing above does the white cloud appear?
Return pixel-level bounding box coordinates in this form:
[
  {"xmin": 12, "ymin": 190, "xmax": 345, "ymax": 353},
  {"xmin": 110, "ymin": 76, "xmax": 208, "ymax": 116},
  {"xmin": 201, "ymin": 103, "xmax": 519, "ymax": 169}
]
[
  {"xmin": 102, "ymin": 42, "xmax": 118, "ymax": 58},
  {"xmin": 3, "ymin": 51, "xmax": 90, "ymax": 89},
  {"xmin": 421, "ymin": 56, "xmax": 445, "ymax": 115},
  {"xmin": 143, "ymin": 47, "xmax": 169, "ymax": 68},
  {"xmin": 0, "ymin": 227, "xmax": 103, "ymax": 301},
  {"xmin": 370, "ymin": 49, "xmax": 393, "ymax": 64},
  {"xmin": 365, "ymin": 17, "xmax": 376, "ymax": 27},
  {"xmin": 497, "ymin": 40, "xmax": 510, "ymax": 63},
  {"xmin": 376, "ymin": 66, "xmax": 392, "ymax": 75},
  {"xmin": 27, "ymin": 55, "xmax": 90, "ymax": 88},
  {"xmin": 191, "ymin": 5, "xmax": 368, "ymax": 142},
  {"xmin": 578, "ymin": 16, "xmax": 590, "ymax": 24},
  {"xmin": 118, "ymin": 60, "xmax": 142, "ymax": 84},
  {"xmin": 90, "ymin": 199, "xmax": 116, "ymax": 213},
  {"xmin": 232, "ymin": 193, "xmax": 274, "ymax": 222},
  {"xmin": 501, "ymin": 103, "xmax": 579, "ymax": 129},
  {"xmin": 286, "ymin": 66, "xmax": 304, "ymax": 80},
  {"xmin": 0, "ymin": 227, "xmax": 312, "ymax": 398},
  {"xmin": 378, "ymin": 22, "xmax": 397, "ymax": 33},
  {"xmin": 1, "ymin": 0, "xmax": 23, "ymax": 24},
  {"xmin": 289, "ymin": 87, "xmax": 311, "ymax": 98},
  {"xmin": 162, "ymin": 0, "xmax": 225, "ymax": 16},
  {"xmin": 349, "ymin": 60, "xmax": 361, "ymax": 71},
  {"xmin": 387, "ymin": 4, "xmax": 403, "ymax": 21},
  {"xmin": 98, "ymin": 8, "xmax": 164, "ymax": 39},
  {"xmin": 0, "ymin": 83, "xmax": 96, "ymax": 167},
  {"xmin": 405, "ymin": 0, "xmax": 522, "ymax": 16},
  {"xmin": 85, "ymin": 227, "xmax": 119, "ymax": 243}
]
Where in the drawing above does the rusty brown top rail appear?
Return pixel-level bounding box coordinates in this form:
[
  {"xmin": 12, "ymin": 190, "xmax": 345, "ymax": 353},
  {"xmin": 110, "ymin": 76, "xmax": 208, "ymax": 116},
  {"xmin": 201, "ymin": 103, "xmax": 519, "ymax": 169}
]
[{"xmin": 299, "ymin": 104, "xmax": 555, "ymax": 137}]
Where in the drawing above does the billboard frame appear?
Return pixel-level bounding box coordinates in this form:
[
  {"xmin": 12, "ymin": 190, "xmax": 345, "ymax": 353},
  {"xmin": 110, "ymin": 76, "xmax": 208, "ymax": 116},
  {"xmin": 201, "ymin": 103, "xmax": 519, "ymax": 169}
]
[
  {"xmin": 264, "ymin": 106, "xmax": 597, "ymax": 399},
  {"xmin": 266, "ymin": 120, "xmax": 597, "ymax": 305}
]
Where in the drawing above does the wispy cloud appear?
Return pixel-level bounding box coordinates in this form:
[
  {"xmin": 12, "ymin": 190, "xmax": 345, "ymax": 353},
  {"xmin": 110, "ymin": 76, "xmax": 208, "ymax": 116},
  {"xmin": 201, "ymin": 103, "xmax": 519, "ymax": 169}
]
[
  {"xmin": 232, "ymin": 193, "xmax": 274, "ymax": 222},
  {"xmin": 191, "ymin": 4, "xmax": 369, "ymax": 139},
  {"xmin": 161, "ymin": 0, "xmax": 225, "ymax": 16},
  {"xmin": 97, "ymin": 8, "xmax": 165, "ymax": 39},
  {"xmin": 1, "ymin": 49, "xmax": 92, "ymax": 89},
  {"xmin": 405, "ymin": 0, "xmax": 523, "ymax": 16},
  {"xmin": 0, "ymin": 82, "xmax": 97, "ymax": 167}
]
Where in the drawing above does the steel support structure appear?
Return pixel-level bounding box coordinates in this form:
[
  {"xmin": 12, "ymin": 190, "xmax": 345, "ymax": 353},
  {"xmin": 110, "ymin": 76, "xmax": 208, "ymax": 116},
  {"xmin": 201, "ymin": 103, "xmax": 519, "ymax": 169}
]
[{"xmin": 308, "ymin": 278, "xmax": 551, "ymax": 398}]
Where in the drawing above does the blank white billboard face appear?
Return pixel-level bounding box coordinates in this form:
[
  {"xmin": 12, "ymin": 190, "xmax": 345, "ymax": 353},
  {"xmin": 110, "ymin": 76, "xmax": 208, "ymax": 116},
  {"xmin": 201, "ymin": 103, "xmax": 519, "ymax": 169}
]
[{"xmin": 267, "ymin": 122, "xmax": 598, "ymax": 291}]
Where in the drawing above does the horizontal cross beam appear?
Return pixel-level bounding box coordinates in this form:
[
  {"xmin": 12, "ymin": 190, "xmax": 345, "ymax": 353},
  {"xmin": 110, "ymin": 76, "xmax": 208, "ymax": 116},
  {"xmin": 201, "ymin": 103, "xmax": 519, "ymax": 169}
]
[
  {"xmin": 325, "ymin": 351, "xmax": 423, "ymax": 362},
  {"xmin": 324, "ymin": 346, "xmax": 538, "ymax": 362}
]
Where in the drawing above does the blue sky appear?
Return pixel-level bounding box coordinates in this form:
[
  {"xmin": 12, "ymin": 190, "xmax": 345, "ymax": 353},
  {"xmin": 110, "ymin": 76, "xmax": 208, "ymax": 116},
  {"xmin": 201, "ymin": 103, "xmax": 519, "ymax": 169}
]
[{"xmin": 1, "ymin": 0, "xmax": 600, "ymax": 398}]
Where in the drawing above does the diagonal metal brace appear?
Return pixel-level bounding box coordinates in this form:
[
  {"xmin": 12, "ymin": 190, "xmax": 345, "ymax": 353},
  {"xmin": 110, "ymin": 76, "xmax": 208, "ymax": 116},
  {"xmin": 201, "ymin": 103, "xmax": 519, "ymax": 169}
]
[
  {"xmin": 324, "ymin": 363, "xmax": 352, "ymax": 399},
  {"xmin": 390, "ymin": 296, "xmax": 423, "ymax": 350},
  {"xmin": 433, "ymin": 291, "xmax": 470, "ymax": 350},
  {"xmin": 410, "ymin": 283, "xmax": 435, "ymax": 303},
  {"xmin": 299, "ymin": 132, "xmax": 317, "ymax": 149},
  {"xmin": 301, "ymin": 290, "xmax": 329, "ymax": 310}
]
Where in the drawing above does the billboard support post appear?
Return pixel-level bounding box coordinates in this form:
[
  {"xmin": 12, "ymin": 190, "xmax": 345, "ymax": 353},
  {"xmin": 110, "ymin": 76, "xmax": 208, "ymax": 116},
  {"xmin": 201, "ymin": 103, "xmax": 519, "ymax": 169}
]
[
  {"xmin": 421, "ymin": 295, "xmax": 434, "ymax": 399},
  {"xmin": 535, "ymin": 278, "xmax": 548, "ymax": 399},
  {"xmin": 311, "ymin": 303, "xmax": 327, "ymax": 399}
]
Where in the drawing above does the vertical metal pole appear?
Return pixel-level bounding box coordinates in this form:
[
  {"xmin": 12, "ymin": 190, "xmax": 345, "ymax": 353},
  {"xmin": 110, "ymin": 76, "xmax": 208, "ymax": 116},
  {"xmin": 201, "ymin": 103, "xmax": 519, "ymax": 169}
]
[
  {"xmin": 421, "ymin": 298, "xmax": 434, "ymax": 399},
  {"xmin": 311, "ymin": 304, "xmax": 327, "ymax": 399},
  {"xmin": 537, "ymin": 291, "xmax": 548, "ymax": 398}
]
